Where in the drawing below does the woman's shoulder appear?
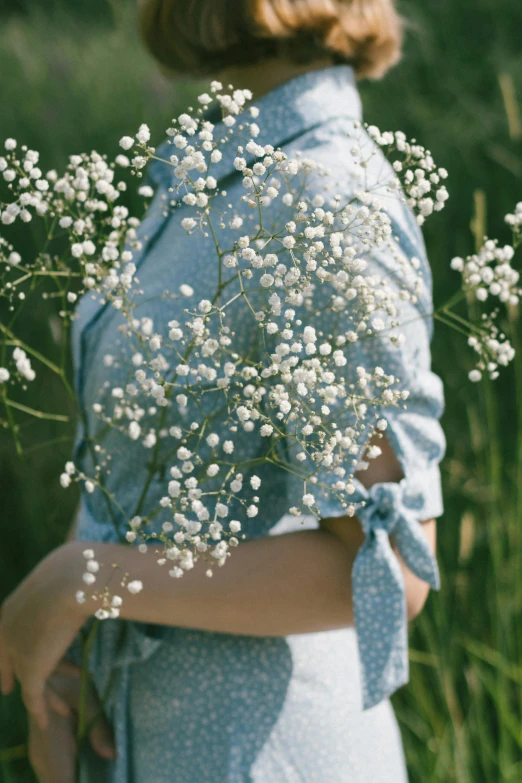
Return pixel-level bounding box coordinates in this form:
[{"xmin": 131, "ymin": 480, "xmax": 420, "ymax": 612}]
[{"xmin": 282, "ymin": 117, "xmax": 433, "ymax": 304}]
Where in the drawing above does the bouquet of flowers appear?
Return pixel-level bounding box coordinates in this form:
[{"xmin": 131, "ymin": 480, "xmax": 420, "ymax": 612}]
[{"xmin": 0, "ymin": 81, "xmax": 520, "ymax": 670}]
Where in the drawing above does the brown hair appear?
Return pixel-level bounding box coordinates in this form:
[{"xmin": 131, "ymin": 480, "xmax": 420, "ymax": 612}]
[{"xmin": 138, "ymin": 0, "xmax": 403, "ymax": 80}]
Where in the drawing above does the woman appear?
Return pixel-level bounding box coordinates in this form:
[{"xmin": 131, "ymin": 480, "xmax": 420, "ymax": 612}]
[{"xmin": 0, "ymin": 1, "xmax": 447, "ymax": 781}]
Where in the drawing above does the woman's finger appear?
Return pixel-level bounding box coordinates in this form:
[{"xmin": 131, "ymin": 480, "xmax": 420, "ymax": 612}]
[
  {"xmin": 47, "ymin": 664, "xmax": 116, "ymax": 760},
  {"xmin": 28, "ymin": 712, "xmax": 76, "ymax": 783},
  {"xmin": 45, "ymin": 684, "xmax": 71, "ymax": 718},
  {"xmin": 89, "ymin": 714, "xmax": 116, "ymax": 760},
  {"xmin": 54, "ymin": 658, "xmax": 82, "ymax": 678},
  {"xmin": 22, "ymin": 684, "xmax": 49, "ymax": 731}
]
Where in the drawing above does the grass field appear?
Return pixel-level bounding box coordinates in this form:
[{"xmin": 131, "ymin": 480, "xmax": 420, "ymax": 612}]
[{"xmin": 1, "ymin": 1, "xmax": 521, "ymax": 781}]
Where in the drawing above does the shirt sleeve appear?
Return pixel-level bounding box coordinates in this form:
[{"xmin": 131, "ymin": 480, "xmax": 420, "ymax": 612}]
[{"xmin": 284, "ymin": 207, "xmax": 447, "ymax": 710}]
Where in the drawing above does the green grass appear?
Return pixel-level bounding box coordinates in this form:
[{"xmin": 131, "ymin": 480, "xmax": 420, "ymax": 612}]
[{"xmin": 1, "ymin": 1, "xmax": 521, "ymax": 781}]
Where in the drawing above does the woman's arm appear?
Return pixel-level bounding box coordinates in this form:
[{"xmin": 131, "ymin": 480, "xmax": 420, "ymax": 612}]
[
  {"xmin": 0, "ymin": 526, "xmax": 361, "ymax": 726},
  {"xmin": 0, "ymin": 433, "xmax": 436, "ymax": 727},
  {"xmin": 0, "ymin": 514, "xmax": 434, "ymax": 727},
  {"xmin": 70, "ymin": 516, "xmax": 434, "ymax": 635},
  {"xmin": 73, "ymin": 527, "xmax": 358, "ymax": 635},
  {"xmin": 73, "ymin": 431, "xmax": 433, "ymax": 633}
]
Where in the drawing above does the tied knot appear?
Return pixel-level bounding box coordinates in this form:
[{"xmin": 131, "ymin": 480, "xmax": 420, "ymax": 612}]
[
  {"xmin": 356, "ymin": 481, "xmax": 405, "ymax": 536},
  {"xmin": 351, "ymin": 474, "xmax": 441, "ymax": 710}
]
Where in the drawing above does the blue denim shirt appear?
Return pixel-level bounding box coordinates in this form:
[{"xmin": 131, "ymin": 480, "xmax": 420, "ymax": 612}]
[{"xmin": 71, "ymin": 64, "xmax": 446, "ymax": 782}]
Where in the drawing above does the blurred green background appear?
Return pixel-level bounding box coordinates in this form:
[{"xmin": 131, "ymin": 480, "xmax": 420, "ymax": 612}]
[{"xmin": 1, "ymin": 0, "xmax": 521, "ymax": 780}]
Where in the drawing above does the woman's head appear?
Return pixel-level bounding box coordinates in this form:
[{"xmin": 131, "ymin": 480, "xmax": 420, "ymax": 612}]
[{"xmin": 138, "ymin": 0, "xmax": 403, "ymax": 81}]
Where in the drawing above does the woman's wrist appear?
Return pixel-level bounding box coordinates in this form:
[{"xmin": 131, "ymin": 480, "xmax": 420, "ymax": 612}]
[
  {"xmin": 58, "ymin": 540, "xmax": 148, "ymax": 623},
  {"xmin": 51, "ymin": 541, "xmax": 94, "ymax": 623}
]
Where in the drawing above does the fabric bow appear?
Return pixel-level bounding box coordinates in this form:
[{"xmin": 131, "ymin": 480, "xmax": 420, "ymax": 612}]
[{"xmin": 350, "ymin": 479, "xmax": 440, "ymax": 710}]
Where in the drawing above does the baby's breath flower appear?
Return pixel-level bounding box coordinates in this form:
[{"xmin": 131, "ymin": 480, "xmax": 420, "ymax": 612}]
[
  {"xmin": 119, "ymin": 136, "xmax": 134, "ymax": 150},
  {"xmin": 127, "ymin": 580, "xmax": 143, "ymax": 595},
  {"xmin": 1, "ymin": 81, "xmax": 504, "ymax": 620}
]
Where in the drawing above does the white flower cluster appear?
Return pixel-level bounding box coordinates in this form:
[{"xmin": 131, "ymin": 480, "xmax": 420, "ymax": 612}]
[
  {"xmin": 3, "ymin": 81, "xmax": 516, "ymax": 616},
  {"xmin": 0, "ymin": 144, "xmax": 50, "ymax": 224},
  {"xmin": 64, "ymin": 88, "xmax": 432, "ymax": 595},
  {"xmin": 0, "ymin": 140, "xmax": 141, "ymax": 319},
  {"xmin": 451, "ymin": 239, "xmax": 520, "ymax": 307},
  {"xmin": 449, "ymin": 221, "xmax": 521, "ymax": 381},
  {"xmin": 0, "ymin": 346, "xmax": 36, "ymax": 384},
  {"xmin": 365, "ymin": 126, "xmax": 449, "ymax": 225},
  {"xmin": 505, "ymin": 201, "xmax": 522, "ymax": 241},
  {"xmin": 75, "ymin": 547, "xmax": 143, "ymax": 620},
  {"xmin": 466, "ymin": 312, "xmax": 515, "ymax": 382}
]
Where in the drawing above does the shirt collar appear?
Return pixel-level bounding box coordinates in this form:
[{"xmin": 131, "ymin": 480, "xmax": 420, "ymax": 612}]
[{"xmin": 149, "ymin": 64, "xmax": 362, "ymax": 187}]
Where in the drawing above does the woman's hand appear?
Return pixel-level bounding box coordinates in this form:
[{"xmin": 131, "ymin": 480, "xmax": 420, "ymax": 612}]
[
  {"xmin": 0, "ymin": 542, "xmax": 88, "ymax": 729},
  {"xmin": 29, "ymin": 659, "xmax": 115, "ymax": 783},
  {"xmin": 28, "ymin": 708, "xmax": 77, "ymax": 783}
]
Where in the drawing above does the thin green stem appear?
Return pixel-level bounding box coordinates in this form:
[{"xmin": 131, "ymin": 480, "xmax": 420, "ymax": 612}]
[
  {"xmin": 3, "ymin": 398, "xmax": 70, "ymax": 422},
  {"xmin": 76, "ymin": 620, "xmax": 100, "ymax": 783}
]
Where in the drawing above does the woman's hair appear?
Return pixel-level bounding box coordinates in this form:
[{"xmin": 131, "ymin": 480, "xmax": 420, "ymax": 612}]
[{"xmin": 138, "ymin": 0, "xmax": 403, "ymax": 80}]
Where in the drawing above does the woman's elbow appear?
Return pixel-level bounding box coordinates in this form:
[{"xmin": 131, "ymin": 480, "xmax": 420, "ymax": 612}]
[
  {"xmin": 406, "ymin": 581, "xmax": 431, "ymax": 621},
  {"xmin": 397, "ymin": 518, "xmax": 437, "ymax": 622}
]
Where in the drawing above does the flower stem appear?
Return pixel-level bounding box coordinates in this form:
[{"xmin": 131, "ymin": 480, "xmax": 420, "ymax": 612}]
[{"xmin": 75, "ymin": 619, "xmax": 100, "ymax": 782}]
